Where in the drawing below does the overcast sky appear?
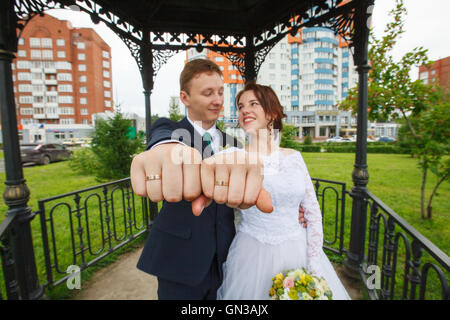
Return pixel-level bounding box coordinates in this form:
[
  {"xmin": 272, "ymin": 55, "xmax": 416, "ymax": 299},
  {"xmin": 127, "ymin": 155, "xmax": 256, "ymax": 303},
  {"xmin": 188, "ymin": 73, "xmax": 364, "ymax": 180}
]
[{"xmin": 46, "ymin": 0, "xmax": 450, "ymax": 118}]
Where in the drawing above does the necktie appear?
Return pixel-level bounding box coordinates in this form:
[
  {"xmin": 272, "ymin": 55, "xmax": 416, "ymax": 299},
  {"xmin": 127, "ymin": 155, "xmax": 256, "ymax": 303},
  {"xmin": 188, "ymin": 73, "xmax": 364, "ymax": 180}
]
[{"xmin": 203, "ymin": 132, "xmax": 214, "ymax": 155}]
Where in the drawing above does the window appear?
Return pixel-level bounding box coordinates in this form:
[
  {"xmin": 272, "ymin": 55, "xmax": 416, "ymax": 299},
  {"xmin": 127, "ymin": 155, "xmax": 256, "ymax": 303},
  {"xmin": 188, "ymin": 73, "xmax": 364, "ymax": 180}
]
[
  {"xmin": 56, "ymin": 39, "xmax": 65, "ymax": 47},
  {"xmin": 30, "ymin": 38, "xmax": 40, "ymax": 48},
  {"xmin": 105, "ymin": 100, "xmax": 111, "ymax": 107},
  {"xmin": 80, "ymin": 86, "xmax": 87, "ymax": 93},
  {"xmin": 103, "ymin": 70, "xmax": 110, "ymax": 78},
  {"xmin": 18, "ymin": 38, "xmax": 24, "ymax": 45},
  {"xmin": 80, "ymin": 97, "xmax": 87, "ymax": 104},
  {"xmin": 42, "ymin": 50, "xmax": 53, "ymax": 59},
  {"xmin": 103, "ymin": 80, "xmax": 110, "ymax": 88},
  {"xmin": 46, "ymin": 95, "xmax": 57, "ymax": 103},
  {"xmin": 81, "ymin": 108, "xmax": 88, "ymax": 115},
  {"xmin": 18, "ymin": 50, "xmax": 27, "ymax": 57},
  {"xmin": 58, "ymin": 95, "xmax": 73, "ymax": 104},
  {"xmin": 17, "ymin": 60, "xmax": 30, "ymax": 69},
  {"xmin": 18, "ymin": 84, "xmax": 32, "ymax": 92},
  {"xmin": 58, "ymin": 84, "xmax": 73, "ymax": 92},
  {"xmin": 19, "ymin": 96, "xmax": 33, "ymax": 104},
  {"xmin": 104, "ymin": 91, "xmax": 111, "ymax": 98},
  {"xmin": 78, "ymin": 53, "xmax": 86, "ymax": 60},
  {"xmin": 78, "ymin": 64, "xmax": 86, "ymax": 71},
  {"xmin": 82, "ymin": 119, "xmax": 90, "ymax": 125},
  {"xmin": 60, "ymin": 118, "xmax": 75, "ymax": 124},
  {"xmin": 59, "ymin": 107, "xmax": 74, "ymax": 115},
  {"xmin": 20, "ymin": 108, "xmax": 33, "ymax": 115},
  {"xmin": 280, "ymin": 63, "xmax": 287, "ymax": 70},
  {"xmin": 269, "ymin": 63, "xmax": 275, "ymax": 69},
  {"xmin": 18, "ymin": 72, "xmax": 31, "ymax": 81},
  {"xmin": 281, "ymin": 43, "xmax": 286, "ymax": 49},
  {"xmin": 102, "ymin": 50, "xmax": 109, "ymax": 58},
  {"xmin": 103, "ymin": 60, "xmax": 110, "ymax": 68},
  {"xmin": 77, "ymin": 42, "xmax": 85, "ymax": 49},
  {"xmin": 269, "ymin": 73, "xmax": 276, "ymax": 80},
  {"xmin": 214, "ymin": 56, "xmax": 224, "ymax": 62},
  {"xmin": 31, "ymin": 50, "xmax": 41, "ymax": 59},
  {"xmin": 57, "ymin": 61, "xmax": 72, "ymax": 70},
  {"xmin": 57, "ymin": 51, "xmax": 66, "ymax": 58},
  {"xmin": 57, "ymin": 73, "xmax": 72, "ymax": 81},
  {"xmin": 41, "ymin": 38, "xmax": 52, "ymax": 48},
  {"xmin": 79, "ymin": 75, "xmax": 87, "ymax": 82}
]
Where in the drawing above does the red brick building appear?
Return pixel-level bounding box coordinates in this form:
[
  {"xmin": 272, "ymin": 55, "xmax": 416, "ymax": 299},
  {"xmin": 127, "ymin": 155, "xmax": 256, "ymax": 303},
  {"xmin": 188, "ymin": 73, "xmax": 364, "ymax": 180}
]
[
  {"xmin": 418, "ymin": 56, "xmax": 450, "ymax": 92},
  {"xmin": 12, "ymin": 14, "xmax": 113, "ymax": 126}
]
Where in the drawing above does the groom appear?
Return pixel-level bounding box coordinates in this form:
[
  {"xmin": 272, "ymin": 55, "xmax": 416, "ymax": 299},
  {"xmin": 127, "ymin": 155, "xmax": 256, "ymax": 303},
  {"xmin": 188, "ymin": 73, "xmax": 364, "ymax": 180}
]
[{"xmin": 131, "ymin": 59, "xmax": 305, "ymax": 299}]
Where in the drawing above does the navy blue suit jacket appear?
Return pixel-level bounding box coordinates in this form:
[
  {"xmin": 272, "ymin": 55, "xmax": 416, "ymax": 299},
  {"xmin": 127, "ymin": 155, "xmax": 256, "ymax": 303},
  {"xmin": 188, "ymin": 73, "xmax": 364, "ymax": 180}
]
[{"xmin": 136, "ymin": 117, "xmax": 242, "ymax": 286}]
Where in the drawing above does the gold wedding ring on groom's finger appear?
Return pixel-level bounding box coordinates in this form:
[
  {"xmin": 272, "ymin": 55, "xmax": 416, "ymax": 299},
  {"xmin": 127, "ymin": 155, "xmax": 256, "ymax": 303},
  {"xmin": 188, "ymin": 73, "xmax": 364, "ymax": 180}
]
[
  {"xmin": 145, "ymin": 174, "xmax": 161, "ymax": 181},
  {"xmin": 215, "ymin": 180, "xmax": 228, "ymax": 187}
]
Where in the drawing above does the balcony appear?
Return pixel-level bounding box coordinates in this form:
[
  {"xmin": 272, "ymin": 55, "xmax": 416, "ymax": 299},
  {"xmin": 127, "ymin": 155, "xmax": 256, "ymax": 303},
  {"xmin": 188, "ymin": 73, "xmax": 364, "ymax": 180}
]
[
  {"xmin": 44, "ymin": 68, "xmax": 56, "ymax": 74},
  {"xmin": 45, "ymin": 79, "xmax": 57, "ymax": 85}
]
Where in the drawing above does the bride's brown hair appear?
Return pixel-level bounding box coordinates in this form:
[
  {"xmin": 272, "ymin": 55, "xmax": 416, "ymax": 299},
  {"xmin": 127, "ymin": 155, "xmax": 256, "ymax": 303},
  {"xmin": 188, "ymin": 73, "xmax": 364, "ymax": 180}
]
[{"xmin": 235, "ymin": 82, "xmax": 286, "ymax": 131}]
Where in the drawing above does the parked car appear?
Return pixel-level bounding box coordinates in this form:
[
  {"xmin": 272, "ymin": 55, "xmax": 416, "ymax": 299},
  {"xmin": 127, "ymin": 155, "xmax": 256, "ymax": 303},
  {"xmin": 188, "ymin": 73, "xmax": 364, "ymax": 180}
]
[
  {"xmin": 326, "ymin": 136, "xmax": 346, "ymax": 143},
  {"xmin": 378, "ymin": 136, "xmax": 395, "ymax": 142},
  {"xmin": 20, "ymin": 143, "xmax": 72, "ymax": 165}
]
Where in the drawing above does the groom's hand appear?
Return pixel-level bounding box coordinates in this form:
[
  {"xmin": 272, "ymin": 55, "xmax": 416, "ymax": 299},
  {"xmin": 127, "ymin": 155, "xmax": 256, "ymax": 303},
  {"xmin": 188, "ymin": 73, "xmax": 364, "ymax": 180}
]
[
  {"xmin": 191, "ymin": 151, "xmax": 273, "ymax": 215},
  {"xmin": 130, "ymin": 143, "xmax": 202, "ymax": 203}
]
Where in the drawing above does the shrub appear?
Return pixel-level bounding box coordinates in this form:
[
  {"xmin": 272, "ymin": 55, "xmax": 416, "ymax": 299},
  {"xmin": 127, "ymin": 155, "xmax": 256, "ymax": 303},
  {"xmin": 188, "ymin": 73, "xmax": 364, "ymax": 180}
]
[
  {"xmin": 303, "ymin": 134, "xmax": 313, "ymax": 145},
  {"xmin": 299, "ymin": 145, "xmax": 321, "ymax": 152},
  {"xmin": 69, "ymin": 147, "xmax": 101, "ymax": 176}
]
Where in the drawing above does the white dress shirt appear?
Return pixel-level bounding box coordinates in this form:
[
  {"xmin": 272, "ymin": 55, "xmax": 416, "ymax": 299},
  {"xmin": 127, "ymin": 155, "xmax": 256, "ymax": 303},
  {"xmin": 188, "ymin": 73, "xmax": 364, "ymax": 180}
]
[{"xmin": 151, "ymin": 115, "xmax": 221, "ymax": 154}]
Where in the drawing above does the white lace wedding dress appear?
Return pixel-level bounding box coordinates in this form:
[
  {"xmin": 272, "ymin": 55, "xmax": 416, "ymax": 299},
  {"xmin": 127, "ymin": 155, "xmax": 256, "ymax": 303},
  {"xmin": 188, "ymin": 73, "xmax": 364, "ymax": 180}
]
[{"xmin": 217, "ymin": 148, "xmax": 351, "ymax": 300}]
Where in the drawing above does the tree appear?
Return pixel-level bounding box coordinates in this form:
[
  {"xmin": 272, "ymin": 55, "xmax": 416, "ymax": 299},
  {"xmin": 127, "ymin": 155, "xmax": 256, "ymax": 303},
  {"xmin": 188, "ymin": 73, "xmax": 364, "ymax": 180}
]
[
  {"xmin": 90, "ymin": 110, "xmax": 144, "ymax": 180},
  {"xmin": 338, "ymin": 0, "xmax": 450, "ymax": 219},
  {"xmin": 216, "ymin": 118, "xmax": 225, "ymax": 131},
  {"xmin": 169, "ymin": 98, "xmax": 184, "ymax": 122},
  {"xmin": 398, "ymin": 100, "xmax": 450, "ymax": 219},
  {"xmin": 280, "ymin": 124, "xmax": 300, "ymax": 149}
]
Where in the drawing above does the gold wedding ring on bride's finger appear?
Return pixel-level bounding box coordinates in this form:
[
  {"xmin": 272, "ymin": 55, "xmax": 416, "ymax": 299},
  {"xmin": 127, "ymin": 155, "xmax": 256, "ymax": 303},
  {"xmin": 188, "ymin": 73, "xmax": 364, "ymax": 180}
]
[
  {"xmin": 215, "ymin": 180, "xmax": 228, "ymax": 187},
  {"xmin": 145, "ymin": 174, "xmax": 161, "ymax": 181}
]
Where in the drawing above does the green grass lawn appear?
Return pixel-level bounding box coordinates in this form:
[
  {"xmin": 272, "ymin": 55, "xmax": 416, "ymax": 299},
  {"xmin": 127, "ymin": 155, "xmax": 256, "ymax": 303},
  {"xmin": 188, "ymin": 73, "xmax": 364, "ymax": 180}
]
[{"xmin": 0, "ymin": 153, "xmax": 448, "ymax": 300}]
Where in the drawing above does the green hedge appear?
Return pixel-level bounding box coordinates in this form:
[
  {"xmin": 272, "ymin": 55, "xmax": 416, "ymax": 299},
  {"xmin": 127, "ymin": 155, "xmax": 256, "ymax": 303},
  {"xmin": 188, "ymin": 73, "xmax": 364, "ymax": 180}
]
[{"xmin": 323, "ymin": 145, "xmax": 408, "ymax": 154}]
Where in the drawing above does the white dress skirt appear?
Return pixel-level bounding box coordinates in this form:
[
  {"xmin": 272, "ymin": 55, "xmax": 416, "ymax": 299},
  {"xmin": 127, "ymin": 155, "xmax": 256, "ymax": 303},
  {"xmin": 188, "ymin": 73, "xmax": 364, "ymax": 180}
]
[
  {"xmin": 217, "ymin": 230, "xmax": 351, "ymax": 300},
  {"xmin": 216, "ymin": 149, "xmax": 351, "ymax": 300}
]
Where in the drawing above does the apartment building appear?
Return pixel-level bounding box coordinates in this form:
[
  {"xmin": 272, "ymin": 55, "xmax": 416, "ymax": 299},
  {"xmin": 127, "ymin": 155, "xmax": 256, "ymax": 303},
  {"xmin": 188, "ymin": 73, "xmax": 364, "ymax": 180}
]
[{"xmin": 12, "ymin": 13, "xmax": 114, "ymax": 131}]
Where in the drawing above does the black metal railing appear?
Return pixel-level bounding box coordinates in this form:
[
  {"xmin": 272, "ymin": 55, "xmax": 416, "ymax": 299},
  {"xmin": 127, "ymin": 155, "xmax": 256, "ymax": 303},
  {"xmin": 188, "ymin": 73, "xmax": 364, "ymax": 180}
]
[
  {"xmin": 360, "ymin": 190, "xmax": 450, "ymax": 300},
  {"xmin": 0, "ymin": 211, "xmax": 20, "ymax": 300},
  {"xmin": 312, "ymin": 178, "xmax": 347, "ymax": 256},
  {"xmin": 2, "ymin": 176, "xmax": 449, "ymax": 300},
  {"xmin": 36, "ymin": 177, "xmax": 157, "ymax": 288}
]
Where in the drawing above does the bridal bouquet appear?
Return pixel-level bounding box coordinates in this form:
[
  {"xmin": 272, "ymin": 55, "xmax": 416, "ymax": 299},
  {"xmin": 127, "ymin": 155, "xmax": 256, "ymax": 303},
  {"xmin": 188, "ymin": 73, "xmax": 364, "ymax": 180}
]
[{"xmin": 269, "ymin": 268, "xmax": 333, "ymax": 300}]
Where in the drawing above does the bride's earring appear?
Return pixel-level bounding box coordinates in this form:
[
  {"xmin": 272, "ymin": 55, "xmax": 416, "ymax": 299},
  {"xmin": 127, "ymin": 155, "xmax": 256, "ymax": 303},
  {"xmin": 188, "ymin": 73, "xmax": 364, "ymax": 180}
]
[{"xmin": 269, "ymin": 121, "xmax": 274, "ymax": 137}]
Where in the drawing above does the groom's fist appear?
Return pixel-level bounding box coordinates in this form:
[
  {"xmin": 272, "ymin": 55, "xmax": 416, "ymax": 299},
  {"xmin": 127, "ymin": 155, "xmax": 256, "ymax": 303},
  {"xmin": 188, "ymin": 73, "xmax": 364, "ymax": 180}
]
[
  {"xmin": 198, "ymin": 151, "xmax": 273, "ymax": 214},
  {"xmin": 130, "ymin": 143, "xmax": 202, "ymax": 203}
]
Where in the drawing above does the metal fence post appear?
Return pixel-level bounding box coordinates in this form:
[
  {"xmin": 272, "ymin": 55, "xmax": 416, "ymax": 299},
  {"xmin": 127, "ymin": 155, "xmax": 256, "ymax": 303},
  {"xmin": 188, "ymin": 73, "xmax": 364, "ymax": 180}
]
[
  {"xmin": 344, "ymin": 0, "xmax": 373, "ymax": 280},
  {"xmin": 0, "ymin": 0, "xmax": 43, "ymax": 299}
]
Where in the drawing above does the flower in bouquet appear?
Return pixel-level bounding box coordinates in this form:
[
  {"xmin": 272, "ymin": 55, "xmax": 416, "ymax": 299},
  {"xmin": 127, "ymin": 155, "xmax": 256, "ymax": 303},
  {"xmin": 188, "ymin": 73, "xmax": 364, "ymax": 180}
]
[{"xmin": 269, "ymin": 267, "xmax": 333, "ymax": 300}]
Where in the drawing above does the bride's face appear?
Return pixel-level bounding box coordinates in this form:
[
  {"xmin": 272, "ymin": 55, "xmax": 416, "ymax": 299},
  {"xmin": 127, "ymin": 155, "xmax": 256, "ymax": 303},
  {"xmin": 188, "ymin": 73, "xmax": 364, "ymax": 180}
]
[{"xmin": 237, "ymin": 90, "xmax": 271, "ymax": 134}]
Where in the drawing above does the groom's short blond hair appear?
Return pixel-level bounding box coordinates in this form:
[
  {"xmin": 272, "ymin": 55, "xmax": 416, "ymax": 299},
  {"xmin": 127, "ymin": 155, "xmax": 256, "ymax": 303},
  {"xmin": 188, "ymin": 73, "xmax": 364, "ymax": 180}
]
[{"xmin": 180, "ymin": 59, "xmax": 223, "ymax": 94}]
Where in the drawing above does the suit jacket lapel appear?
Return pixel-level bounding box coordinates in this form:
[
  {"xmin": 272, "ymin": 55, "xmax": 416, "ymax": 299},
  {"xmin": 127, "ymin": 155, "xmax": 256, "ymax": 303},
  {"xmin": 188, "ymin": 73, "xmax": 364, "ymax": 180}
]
[{"xmin": 179, "ymin": 117, "xmax": 209, "ymax": 157}]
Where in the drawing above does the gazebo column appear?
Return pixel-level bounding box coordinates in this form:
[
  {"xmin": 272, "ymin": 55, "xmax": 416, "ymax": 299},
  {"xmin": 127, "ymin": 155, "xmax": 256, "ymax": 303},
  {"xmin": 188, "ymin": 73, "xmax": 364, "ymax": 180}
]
[
  {"xmin": 0, "ymin": 0, "xmax": 43, "ymax": 299},
  {"xmin": 244, "ymin": 35, "xmax": 257, "ymax": 82},
  {"xmin": 344, "ymin": 0, "xmax": 373, "ymax": 279},
  {"xmin": 139, "ymin": 31, "xmax": 158, "ymax": 223}
]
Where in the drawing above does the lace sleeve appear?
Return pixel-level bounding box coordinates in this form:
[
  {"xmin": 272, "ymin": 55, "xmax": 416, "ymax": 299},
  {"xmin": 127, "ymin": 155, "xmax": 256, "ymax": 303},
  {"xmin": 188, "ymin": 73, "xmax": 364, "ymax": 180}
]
[{"xmin": 297, "ymin": 152, "xmax": 324, "ymax": 275}]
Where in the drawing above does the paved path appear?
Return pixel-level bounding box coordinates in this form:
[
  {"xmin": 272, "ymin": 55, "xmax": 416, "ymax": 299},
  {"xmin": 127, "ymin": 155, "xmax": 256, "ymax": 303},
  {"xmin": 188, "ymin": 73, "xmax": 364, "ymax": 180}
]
[{"xmin": 72, "ymin": 243, "xmax": 363, "ymax": 300}]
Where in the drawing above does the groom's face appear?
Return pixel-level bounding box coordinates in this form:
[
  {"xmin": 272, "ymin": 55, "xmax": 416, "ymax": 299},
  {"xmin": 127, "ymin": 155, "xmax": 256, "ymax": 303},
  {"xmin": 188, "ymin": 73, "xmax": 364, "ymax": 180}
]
[{"xmin": 180, "ymin": 71, "xmax": 224, "ymax": 128}]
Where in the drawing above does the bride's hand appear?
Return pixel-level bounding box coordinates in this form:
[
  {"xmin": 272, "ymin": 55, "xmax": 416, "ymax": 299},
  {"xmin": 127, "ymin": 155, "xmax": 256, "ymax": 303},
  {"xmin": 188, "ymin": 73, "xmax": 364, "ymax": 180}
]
[{"xmin": 192, "ymin": 150, "xmax": 273, "ymax": 215}]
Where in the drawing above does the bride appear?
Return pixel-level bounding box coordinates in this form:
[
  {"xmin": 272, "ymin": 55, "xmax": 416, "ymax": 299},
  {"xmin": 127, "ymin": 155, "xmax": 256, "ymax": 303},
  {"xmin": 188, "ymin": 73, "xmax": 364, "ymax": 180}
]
[{"xmin": 216, "ymin": 83, "xmax": 351, "ymax": 300}]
